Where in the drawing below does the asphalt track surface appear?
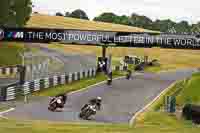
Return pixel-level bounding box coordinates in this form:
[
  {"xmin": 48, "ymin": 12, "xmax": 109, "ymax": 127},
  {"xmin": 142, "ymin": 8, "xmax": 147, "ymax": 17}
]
[{"xmin": 2, "ymin": 69, "xmax": 198, "ymax": 123}]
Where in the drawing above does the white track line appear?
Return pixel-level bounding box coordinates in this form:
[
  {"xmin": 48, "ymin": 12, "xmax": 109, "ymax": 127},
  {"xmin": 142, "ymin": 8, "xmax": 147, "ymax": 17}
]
[
  {"xmin": 69, "ymin": 72, "xmax": 143, "ymax": 95},
  {"xmin": 129, "ymin": 81, "xmax": 178, "ymax": 127},
  {"xmin": 68, "ymin": 76, "xmax": 125, "ymax": 95},
  {"xmin": 0, "ymin": 108, "xmax": 15, "ymax": 119},
  {"xmin": 0, "ymin": 108, "xmax": 15, "ymax": 115}
]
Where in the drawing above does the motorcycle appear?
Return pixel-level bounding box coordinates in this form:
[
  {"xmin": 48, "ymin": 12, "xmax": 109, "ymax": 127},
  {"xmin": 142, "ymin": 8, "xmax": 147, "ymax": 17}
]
[
  {"xmin": 79, "ymin": 104, "xmax": 97, "ymax": 120},
  {"xmin": 48, "ymin": 97, "xmax": 64, "ymax": 112},
  {"xmin": 126, "ymin": 70, "xmax": 132, "ymax": 80},
  {"xmin": 107, "ymin": 79, "xmax": 112, "ymax": 85}
]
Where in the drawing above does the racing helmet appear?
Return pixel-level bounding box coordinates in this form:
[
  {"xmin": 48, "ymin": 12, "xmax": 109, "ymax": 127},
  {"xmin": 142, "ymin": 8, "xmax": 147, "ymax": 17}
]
[{"xmin": 97, "ymin": 96, "xmax": 102, "ymax": 102}]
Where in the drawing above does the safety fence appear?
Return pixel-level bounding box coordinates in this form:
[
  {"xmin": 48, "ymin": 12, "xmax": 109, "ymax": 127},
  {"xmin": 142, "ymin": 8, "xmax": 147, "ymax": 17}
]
[
  {"xmin": 0, "ymin": 64, "xmax": 129, "ymax": 101},
  {"xmin": 0, "ymin": 68, "xmax": 96, "ymax": 101},
  {"xmin": 0, "ymin": 66, "xmax": 18, "ymax": 75},
  {"xmin": 0, "ymin": 62, "xmax": 48, "ymax": 76}
]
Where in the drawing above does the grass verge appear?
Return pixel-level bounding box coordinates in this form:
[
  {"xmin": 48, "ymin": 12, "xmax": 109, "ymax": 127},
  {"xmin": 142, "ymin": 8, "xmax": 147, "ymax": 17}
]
[
  {"xmin": 0, "ymin": 107, "xmax": 10, "ymax": 112},
  {"xmin": 0, "ymin": 41, "xmax": 39, "ymax": 67},
  {"xmin": 134, "ymin": 72, "xmax": 200, "ymax": 132},
  {"xmin": 46, "ymin": 44, "xmax": 200, "ymax": 73},
  {"xmin": 33, "ymin": 71, "xmax": 125, "ymax": 97}
]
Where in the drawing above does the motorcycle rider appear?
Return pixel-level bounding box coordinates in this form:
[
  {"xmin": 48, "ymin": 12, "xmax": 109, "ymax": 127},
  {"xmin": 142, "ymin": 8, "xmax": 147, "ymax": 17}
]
[
  {"xmin": 81, "ymin": 97, "xmax": 102, "ymax": 111},
  {"xmin": 49, "ymin": 93, "xmax": 67, "ymax": 109},
  {"xmin": 107, "ymin": 71, "xmax": 112, "ymax": 85},
  {"xmin": 126, "ymin": 69, "xmax": 132, "ymax": 80}
]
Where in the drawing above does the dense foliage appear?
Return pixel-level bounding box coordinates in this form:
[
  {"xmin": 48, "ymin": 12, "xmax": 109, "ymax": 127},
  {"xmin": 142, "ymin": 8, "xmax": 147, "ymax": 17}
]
[
  {"xmin": 94, "ymin": 12, "xmax": 200, "ymax": 33},
  {"xmin": 65, "ymin": 9, "xmax": 89, "ymax": 20},
  {"xmin": 0, "ymin": 0, "xmax": 32, "ymax": 27}
]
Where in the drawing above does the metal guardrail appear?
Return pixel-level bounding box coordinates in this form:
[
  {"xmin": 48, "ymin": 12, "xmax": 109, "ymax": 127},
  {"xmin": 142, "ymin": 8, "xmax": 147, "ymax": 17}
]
[
  {"xmin": 0, "ymin": 64, "xmax": 128, "ymax": 101},
  {"xmin": 0, "ymin": 68, "xmax": 97, "ymax": 101}
]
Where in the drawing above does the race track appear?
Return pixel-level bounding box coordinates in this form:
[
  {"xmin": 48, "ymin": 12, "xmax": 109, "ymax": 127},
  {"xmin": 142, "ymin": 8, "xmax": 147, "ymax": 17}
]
[{"xmin": 2, "ymin": 69, "xmax": 197, "ymax": 123}]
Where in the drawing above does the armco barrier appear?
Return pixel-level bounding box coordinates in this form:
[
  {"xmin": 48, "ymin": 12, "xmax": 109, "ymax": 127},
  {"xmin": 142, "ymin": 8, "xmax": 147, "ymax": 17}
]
[
  {"xmin": 1, "ymin": 65, "xmax": 127, "ymax": 101},
  {"xmin": 1, "ymin": 68, "xmax": 97, "ymax": 101}
]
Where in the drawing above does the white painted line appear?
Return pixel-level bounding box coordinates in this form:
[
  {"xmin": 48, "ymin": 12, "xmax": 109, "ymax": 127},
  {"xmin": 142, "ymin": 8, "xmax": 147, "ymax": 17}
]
[
  {"xmin": 68, "ymin": 72, "xmax": 143, "ymax": 95},
  {"xmin": 0, "ymin": 108, "xmax": 15, "ymax": 115},
  {"xmin": 0, "ymin": 115, "xmax": 9, "ymax": 120},
  {"xmin": 129, "ymin": 81, "xmax": 178, "ymax": 127},
  {"xmin": 68, "ymin": 76, "xmax": 125, "ymax": 95},
  {"xmin": 0, "ymin": 108, "xmax": 15, "ymax": 120}
]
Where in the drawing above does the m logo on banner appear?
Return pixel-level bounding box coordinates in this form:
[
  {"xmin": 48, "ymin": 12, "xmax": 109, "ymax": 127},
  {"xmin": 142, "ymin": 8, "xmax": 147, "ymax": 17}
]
[{"xmin": 7, "ymin": 32, "xmax": 24, "ymax": 39}]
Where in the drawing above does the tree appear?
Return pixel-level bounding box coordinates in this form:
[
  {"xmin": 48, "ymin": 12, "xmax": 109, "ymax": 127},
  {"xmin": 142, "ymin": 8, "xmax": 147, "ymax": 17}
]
[
  {"xmin": 65, "ymin": 12, "xmax": 70, "ymax": 17},
  {"xmin": 129, "ymin": 13, "xmax": 153, "ymax": 29},
  {"xmin": 191, "ymin": 22, "xmax": 200, "ymax": 34},
  {"xmin": 0, "ymin": 0, "xmax": 32, "ymax": 27},
  {"xmin": 174, "ymin": 21, "xmax": 191, "ymax": 33},
  {"xmin": 94, "ymin": 12, "xmax": 117, "ymax": 23},
  {"xmin": 151, "ymin": 19, "xmax": 176, "ymax": 32},
  {"xmin": 55, "ymin": 12, "xmax": 64, "ymax": 16},
  {"xmin": 69, "ymin": 9, "xmax": 89, "ymax": 20}
]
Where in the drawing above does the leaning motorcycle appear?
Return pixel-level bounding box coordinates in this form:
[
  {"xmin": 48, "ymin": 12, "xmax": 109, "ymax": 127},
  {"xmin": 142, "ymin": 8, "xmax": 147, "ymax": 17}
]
[
  {"xmin": 48, "ymin": 97, "xmax": 63, "ymax": 112},
  {"xmin": 79, "ymin": 104, "xmax": 97, "ymax": 120}
]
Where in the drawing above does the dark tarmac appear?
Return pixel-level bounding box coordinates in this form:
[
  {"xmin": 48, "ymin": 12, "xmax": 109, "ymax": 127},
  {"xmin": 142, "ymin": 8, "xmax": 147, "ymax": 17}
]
[{"xmin": 2, "ymin": 69, "xmax": 198, "ymax": 123}]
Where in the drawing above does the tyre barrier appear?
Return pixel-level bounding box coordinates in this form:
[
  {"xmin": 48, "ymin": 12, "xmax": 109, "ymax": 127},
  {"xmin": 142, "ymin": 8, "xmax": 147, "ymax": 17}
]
[
  {"xmin": 0, "ymin": 82, "xmax": 19, "ymax": 101},
  {"xmin": 0, "ymin": 62, "xmax": 48, "ymax": 76},
  {"xmin": 0, "ymin": 66, "xmax": 18, "ymax": 75},
  {"xmin": 0, "ymin": 65, "xmax": 127, "ymax": 101},
  {"xmin": 0, "ymin": 68, "xmax": 97, "ymax": 101}
]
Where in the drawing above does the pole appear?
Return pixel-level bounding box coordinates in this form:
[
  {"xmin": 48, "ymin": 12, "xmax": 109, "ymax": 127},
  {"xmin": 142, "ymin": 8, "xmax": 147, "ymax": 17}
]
[
  {"xmin": 19, "ymin": 52, "xmax": 28, "ymax": 103},
  {"xmin": 102, "ymin": 46, "xmax": 107, "ymax": 58}
]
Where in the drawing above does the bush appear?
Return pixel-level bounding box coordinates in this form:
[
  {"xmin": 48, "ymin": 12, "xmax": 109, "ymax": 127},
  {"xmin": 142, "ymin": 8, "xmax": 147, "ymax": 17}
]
[
  {"xmin": 182, "ymin": 104, "xmax": 200, "ymax": 124},
  {"xmin": 182, "ymin": 104, "xmax": 193, "ymax": 120}
]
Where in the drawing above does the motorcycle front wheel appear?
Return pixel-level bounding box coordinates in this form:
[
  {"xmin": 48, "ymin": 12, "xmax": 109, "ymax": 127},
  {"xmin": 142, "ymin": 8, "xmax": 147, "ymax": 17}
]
[{"xmin": 48, "ymin": 103, "xmax": 57, "ymax": 112}]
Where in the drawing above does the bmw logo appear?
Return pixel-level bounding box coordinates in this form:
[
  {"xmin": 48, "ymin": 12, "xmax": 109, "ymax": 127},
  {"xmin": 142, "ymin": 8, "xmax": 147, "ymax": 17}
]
[{"xmin": 0, "ymin": 29, "xmax": 4, "ymax": 40}]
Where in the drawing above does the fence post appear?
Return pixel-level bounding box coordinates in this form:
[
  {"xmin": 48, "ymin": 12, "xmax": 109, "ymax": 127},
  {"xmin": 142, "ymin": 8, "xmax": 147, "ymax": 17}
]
[
  {"xmin": 68, "ymin": 73, "xmax": 72, "ymax": 83},
  {"xmin": 61, "ymin": 75, "xmax": 65, "ymax": 85}
]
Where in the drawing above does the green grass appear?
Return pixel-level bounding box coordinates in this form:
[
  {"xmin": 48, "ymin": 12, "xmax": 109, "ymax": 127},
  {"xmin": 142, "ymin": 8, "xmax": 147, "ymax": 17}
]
[
  {"xmin": 145, "ymin": 66, "xmax": 162, "ymax": 73},
  {"xmin": 0, "ymin": 42, "xmax": 39, "ymax": 67},
  {"xmin": 135, "ymin": 112, "xmax": 199, "ymax": 133},
  {"xmin": 134, "ymin": 72, "xmax": 200, "ymax": 132},
  {"xmin": 0, "ymin": 113, "xmax": 199, "ymax": 133},
  {"xmin": 33, "ymin": 71, "xmax": 125, "ymax": 96},
  {"xmin": 0, "ymin": 107, "xmax": 10, "ymax": 112},
  {"xmin": 112, "ymin": 57, "xmax": 122, "ymax": 66},
  {"xmin": 0, "ymin": 42, "xmax": 25, "ymax": 66},
  {"xmin": 176, "ymin": 72, "xmax": 200, "ymax": 105},
  {"xmin": 151, "ymin": 72, "xmax": 200, "ymax": 111},
  {"xmin": 0, "ymin": 119, "xmax": 133, "ymax": 133}
]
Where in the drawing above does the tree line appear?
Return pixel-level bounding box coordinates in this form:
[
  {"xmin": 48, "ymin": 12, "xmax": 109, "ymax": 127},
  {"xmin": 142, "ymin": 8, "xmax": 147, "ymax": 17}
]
[{"xmin": 57, "ymin": 9, "xmax": 200, "ymax": 34}]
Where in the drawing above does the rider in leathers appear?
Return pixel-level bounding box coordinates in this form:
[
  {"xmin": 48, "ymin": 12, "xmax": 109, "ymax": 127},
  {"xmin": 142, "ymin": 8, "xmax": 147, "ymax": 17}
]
[{"xmin": 81, "ymin": 97, "xmax": 102, "ymax": 111}]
